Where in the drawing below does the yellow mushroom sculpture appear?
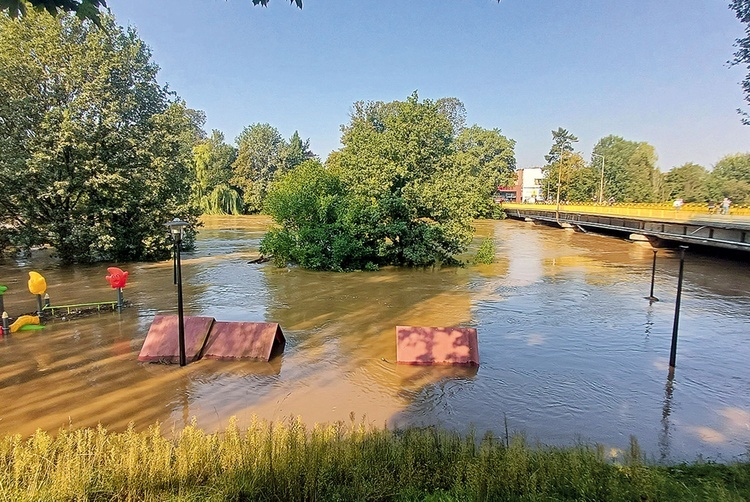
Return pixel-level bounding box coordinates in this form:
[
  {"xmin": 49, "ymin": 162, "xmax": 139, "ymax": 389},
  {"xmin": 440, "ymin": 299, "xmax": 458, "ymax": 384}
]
[{"xmin": 28, "ymin": 271, "xmax": 47, "ymax": 296}]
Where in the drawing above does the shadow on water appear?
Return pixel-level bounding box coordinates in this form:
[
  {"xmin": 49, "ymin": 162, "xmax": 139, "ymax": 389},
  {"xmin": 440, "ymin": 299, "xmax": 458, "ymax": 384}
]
[{"xmin": 0, "ymin": 216, "xmax": 749, "ymax": 462}]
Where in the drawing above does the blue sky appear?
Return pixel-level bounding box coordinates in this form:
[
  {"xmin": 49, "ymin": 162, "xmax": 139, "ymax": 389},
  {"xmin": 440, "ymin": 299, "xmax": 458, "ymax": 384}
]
[{"xmin": 109, "ymin": 0, "xmax": 749, "ymax": 171}]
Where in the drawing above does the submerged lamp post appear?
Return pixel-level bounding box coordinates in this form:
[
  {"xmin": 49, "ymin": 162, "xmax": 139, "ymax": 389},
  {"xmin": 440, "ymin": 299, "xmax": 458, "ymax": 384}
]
[
  {"xmin": 669, "ymin": 246, "xmax": 688, "ymax": 370},
  {"xmin": 165, "ymin": 218, "xmax": 190, "ymax": 367}
]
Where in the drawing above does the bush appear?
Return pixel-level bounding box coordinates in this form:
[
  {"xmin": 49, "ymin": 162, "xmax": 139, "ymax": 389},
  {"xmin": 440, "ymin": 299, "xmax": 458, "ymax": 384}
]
[{"xmin": 473, "ymin": 238, "xmax": 495, "ymax": 264}]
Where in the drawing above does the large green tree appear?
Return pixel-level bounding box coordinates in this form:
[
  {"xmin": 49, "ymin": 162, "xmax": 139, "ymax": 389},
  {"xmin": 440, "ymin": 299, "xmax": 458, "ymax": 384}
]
[
  {"xmin": 231, "ymin": 123, "xmax": 290, "ymax": 213},
  {"xmin": 193, "ymin": 130, "xmax": 242, "ymax": 214},
  {"xmin": 263, "ymin": 92, "xmax": 484, "ymax": 271},
  {"xmin": 453, "ymin": 125, "xmax": 516, "ymax": 215},
  {"xmin": 0, "ymin": 10, "xmax": 203, "ymax": 262},
  {"xmin": 261, "ymin": 160, "xmax": 380, "ymax": 271},
  {"xmin": 543, "ymin": 128, "xmax": 580, "ymax": 203},
  {"xmin": 664, "ymin": 162, "xmax": 709, "ymax": 203},
  {"xmin": 329, "ymin": 92, "xmax": 475, "ymax": 267},
  {"xmin": 590, "ymin": 135, "xmax": 660, "ymax": 202},
  {"xmin": 708, "ymin": 152, "xmax": 750, "ymax": 203}
]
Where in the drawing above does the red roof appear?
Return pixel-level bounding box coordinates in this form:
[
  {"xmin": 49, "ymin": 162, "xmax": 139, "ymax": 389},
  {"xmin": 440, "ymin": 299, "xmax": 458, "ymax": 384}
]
[
  {"xmin": 138, "ymin": 315, "xmax": 214, "ymax": 363},
  {"xmin": 202, "ymin": 321, "xmax": 285, "ymax": 361}
]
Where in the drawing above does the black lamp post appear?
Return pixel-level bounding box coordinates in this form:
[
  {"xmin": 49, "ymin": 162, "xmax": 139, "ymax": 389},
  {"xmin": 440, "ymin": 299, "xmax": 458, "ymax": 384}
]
[{"xmin": 165, "ymin": 218, "xmax": 190, "ymax": 367}]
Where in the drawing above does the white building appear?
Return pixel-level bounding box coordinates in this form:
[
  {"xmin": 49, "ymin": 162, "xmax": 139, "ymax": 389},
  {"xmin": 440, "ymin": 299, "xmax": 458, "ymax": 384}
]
[{"xmin": 519, "ymin": 167, "xmax": 544, "ymax": 203}]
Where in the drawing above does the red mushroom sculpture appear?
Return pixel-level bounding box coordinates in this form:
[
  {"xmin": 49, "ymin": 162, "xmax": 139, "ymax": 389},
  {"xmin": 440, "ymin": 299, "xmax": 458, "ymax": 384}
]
[{"xmin": 105, "ymin": 267, "xmax": 129, "ymax": 311}]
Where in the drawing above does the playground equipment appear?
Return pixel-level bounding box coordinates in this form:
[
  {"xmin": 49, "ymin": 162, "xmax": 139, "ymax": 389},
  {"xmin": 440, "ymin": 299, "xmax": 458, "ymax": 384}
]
[
  {"xmin": 9, "ymin": 315, "xmax": 40, "ymax": 333},
  {"xmin": 28, "ymin": 271, "xmax": 46, "ymax": 313},
  {"xmin": 105, "ymin": 267, "xmax": 129, "ymax": 312},
  {"xmin": 0, "ymin": 267, "xmax": 130, "ymax": 335}
]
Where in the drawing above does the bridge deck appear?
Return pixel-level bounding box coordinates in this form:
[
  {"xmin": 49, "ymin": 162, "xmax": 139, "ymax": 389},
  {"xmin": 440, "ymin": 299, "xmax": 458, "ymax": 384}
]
[{"xmin": 501, "ymin": 203, "xmax": 750, "ymax": 252}]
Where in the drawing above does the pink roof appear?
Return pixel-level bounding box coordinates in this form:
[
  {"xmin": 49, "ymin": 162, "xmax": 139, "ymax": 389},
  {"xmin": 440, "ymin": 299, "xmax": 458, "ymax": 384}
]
[
  {"xmin": 396, "ymin": 325, "xmax": 479, "ymax": 366},
  {"xmin": 202, "ymin": 322, "xmax": 285, "ymax": 361},
  {"xmin": 137, "ymin": 315, "xmax": 214, "ymax": 363}
]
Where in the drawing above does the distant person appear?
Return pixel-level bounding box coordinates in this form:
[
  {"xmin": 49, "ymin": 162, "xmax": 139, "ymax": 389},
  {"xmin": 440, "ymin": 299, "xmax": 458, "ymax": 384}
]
[
  {"xmin": 721, "ymin": 197, "xmax": 731, "ymax": 215},
  {"xmin": 673, "ymin": 198, "xmax": 684, "ymax": 211},
  {"xmin": 707, "ymin": 200, "xmax": 716, "ymax": 214},
  {"xmin": 608, "ymin": 197, "xmax": 615, "ymax": 206}
]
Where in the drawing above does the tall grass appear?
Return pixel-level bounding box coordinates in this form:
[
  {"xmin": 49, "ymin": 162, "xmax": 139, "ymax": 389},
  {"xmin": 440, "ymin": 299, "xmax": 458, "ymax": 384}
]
[{"xmin": 1, "ymin": 417, "xmax": 748, "ymax": 501}]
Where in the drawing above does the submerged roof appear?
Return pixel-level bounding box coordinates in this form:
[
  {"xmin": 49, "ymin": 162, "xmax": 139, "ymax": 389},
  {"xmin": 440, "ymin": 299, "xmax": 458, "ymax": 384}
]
[
  {"xmin": 138, "ymin": 316, "xmax": 286, "ymax": 363},
  {"xmin": 202, "ymin": 321, "xmax": 285, "ymax": 361},
  {"xmin": 137, "ymin": 315, "xmax": 214, "ymax": 363},
  {"xmin": 396, "ymin": 325, "xmax": 479, "ymax": 366}
]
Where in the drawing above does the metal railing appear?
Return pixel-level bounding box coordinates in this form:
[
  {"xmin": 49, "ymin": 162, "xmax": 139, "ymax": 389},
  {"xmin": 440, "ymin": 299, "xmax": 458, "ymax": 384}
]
[{"xmin": 500, "ymin": 202, "xmax": 750, "ymax": 221}]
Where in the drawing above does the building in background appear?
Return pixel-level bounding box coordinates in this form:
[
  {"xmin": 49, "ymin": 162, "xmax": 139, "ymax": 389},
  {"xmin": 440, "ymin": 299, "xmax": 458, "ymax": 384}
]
[{"xmin": 495, "ymin": 168, "xmax": 544, "ymax": 203}]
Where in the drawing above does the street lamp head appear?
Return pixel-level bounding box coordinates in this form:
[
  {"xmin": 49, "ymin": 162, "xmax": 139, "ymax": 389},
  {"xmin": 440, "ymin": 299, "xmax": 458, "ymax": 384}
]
[{"xmin": 165, "ymin": 218, "xmax": 190, "ymax": 242}]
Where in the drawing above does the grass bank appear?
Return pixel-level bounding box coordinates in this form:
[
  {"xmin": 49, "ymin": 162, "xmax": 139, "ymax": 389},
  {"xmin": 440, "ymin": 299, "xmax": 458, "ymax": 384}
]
[{"xmin": 1, "ymin": 417, "xmax": 748, "ymax": 501}]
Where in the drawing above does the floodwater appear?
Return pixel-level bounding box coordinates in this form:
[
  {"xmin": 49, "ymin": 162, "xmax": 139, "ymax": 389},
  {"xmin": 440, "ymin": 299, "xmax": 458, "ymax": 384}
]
[{"xmin": 1, "ymin": 215, "xmax": 749, "ymax": 462}]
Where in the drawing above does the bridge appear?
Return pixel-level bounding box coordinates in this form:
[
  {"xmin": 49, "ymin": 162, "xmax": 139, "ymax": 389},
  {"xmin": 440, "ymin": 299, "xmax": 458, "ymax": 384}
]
[{"xmin": 500, "ymin": 202, "xmax": 750, "ymax": 252}]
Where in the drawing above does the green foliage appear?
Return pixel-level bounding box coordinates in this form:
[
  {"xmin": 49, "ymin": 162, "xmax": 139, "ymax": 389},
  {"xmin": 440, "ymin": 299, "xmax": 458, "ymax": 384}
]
[
  {"xmin": 473, "ymin": 238, "xmax": 495, "ymax": 264},
  {"xmin": 330, "ymin": 92, "xmax": 476, "ymax": 268},
  {"xmin": 231, "ymin": 124, "xmax": 309, "ymax": 213},
  {"xmin": 544, "ymin": 127, "xmax": 579, "ymax": 165},
  {"xmin": 0, "ymin": 0, "xmax": 108, "ymax": 27},
  {"xmin": 0, "ymin": 0, "xmax": 302, "ymax": 26},
  {"xmin": 454, "ymin": 125, "xmax": 517, "ymax": 216},
  {"xmin": 589, "ymin": 135, "xmax": 660, "ymax": 203},
  {"xmin": 709, "ymin": 153, "xmax": 750, "ymax": 204},
  {"xmin": 0, "ymin": 10, "xmax": 202, "ymax": 262},
  {"xmin": 730, "ymin": 0, "xmax": 750, "ymax": 124},
  {"xmin": 665, "ymin": 163, "xmax": 709, "ymax": 202},
  {"xmin": 2, "ymin": 419, "xmax": 750, "ymax": 501},
  {"xmin": 263, "ymin": 93, "xmax": 512, "ymax": 271},
  {"xmin": 193, "ymin": 130, "xmax": 242, "ymax": 214},
  {"xmin": 261, "ymin": 160, "xmax": 380, "ymax": 271}
]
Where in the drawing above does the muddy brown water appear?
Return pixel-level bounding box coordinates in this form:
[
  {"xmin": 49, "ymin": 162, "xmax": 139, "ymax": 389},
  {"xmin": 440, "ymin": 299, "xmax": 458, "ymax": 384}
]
[{"xmin": 1, "ymin": 216, "xmax": 749, "ymax": 462}]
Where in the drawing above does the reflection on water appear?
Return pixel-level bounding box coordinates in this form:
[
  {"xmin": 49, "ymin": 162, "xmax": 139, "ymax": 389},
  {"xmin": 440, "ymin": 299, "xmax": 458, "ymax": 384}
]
[{"xmin": 1, "ymin": 216, "xmax": 749, "ymax": 462}]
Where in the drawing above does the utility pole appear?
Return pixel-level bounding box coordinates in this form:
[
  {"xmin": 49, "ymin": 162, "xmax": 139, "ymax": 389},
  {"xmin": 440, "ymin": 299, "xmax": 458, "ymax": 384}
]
[{"xmin": 556, "ymin": 146, "xmax": 563, "ymax": 213}]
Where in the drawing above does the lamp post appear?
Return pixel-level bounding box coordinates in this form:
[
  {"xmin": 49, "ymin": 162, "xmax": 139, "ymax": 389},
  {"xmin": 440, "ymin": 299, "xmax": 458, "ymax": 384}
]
[
  {"xmin": 165, "ymin": 218, "xmax": 190, "ymax": 367},
  {"xmin": 556, "ymin": 147, "xmax": 563, "ymax": 213},
  {"xmin": 592, "ymin": 153, "xmax": 605, "ymax": 203}
]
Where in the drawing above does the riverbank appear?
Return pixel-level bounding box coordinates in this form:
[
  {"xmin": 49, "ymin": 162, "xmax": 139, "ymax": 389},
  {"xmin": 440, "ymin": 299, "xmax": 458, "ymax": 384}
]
[{"xmin": 2, "ymin": 419, "xmax": 748, "ymax": 501}]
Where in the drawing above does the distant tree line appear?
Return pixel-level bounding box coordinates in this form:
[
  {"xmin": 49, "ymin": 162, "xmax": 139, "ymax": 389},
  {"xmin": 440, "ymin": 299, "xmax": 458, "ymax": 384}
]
[{"xmin": 538, "ymin": 128, "xmax": 750, "ymax": 205}]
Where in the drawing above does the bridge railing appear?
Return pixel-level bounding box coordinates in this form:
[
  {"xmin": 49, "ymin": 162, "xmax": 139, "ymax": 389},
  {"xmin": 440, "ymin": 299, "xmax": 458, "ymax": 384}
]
[{"xmin": 499, "ymin": 202, "xmax": 750, "ymax": 220}]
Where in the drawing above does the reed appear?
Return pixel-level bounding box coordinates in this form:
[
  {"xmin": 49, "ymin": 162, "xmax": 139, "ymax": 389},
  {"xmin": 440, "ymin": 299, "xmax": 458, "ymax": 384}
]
[{"xmin": 1, "ymin": 417, "xmax": 748, "ymax": 501}]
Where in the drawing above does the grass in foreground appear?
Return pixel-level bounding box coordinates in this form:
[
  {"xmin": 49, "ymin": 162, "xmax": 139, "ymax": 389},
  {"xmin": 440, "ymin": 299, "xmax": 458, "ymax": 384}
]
[{"xmin": 1, "ymin": 417, "xmax": 749, "ymax": 501}]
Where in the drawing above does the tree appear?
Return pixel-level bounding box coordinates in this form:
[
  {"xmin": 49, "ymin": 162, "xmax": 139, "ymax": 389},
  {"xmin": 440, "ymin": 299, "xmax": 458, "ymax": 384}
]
[
  {"xmin": 708, "ymin": 152, "xmax": 750, "ymax": 203},
  {"xmin": 544, "ymin": 127, "xmax": 578, "ymax": 165},
  {"xmin": 664, "ymin": 163, "xmax": 709, "ymax": 202},
  {"xmin": 193, "ymin": 130, "xmax": 242, "ymax": 214},
  {"xmin": 0, "ymin": 0, "xmax": 303, "ymax": 25},
  {"xmin": 543, "ymin": 128, "xmax": 580, "ymax": 203},
  {"xmin": 329, "ymin": 92, "xmax": 475, "ymax": 267},
  {"xmin": 590, "ymin": 135, "xmax": 659, "ymax": 202},
  {"xmin": 0, "ymin": 10, "xmax": 202, "ymax": 262},
  {"xmin": 231, "ymin": 123, "xmax": 287, "ymax": 213},
  {"xmin": 261, "ymin": 160, "xmax": 380, "ymax": 271},
  {"xmin": 281, "ymin": 130, "xmax": 316, "ymax": 171},
  {"xmin": 436, "ymin": 97, "xmax": 467, "ymax": 138},
  {"xmin": 730, "ymin": 0, "xmax": 750, "ymax": 124},
  {"xmin": 453, "ymin": 125, "xmax": 516, "ymax": 215}
]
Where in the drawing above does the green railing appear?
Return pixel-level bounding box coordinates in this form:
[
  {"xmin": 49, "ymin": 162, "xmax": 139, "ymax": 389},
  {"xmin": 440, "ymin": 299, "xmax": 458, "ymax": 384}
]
[{"xmin": 43, "ymin": 301, "xmax": 118, "ymax": 315}]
